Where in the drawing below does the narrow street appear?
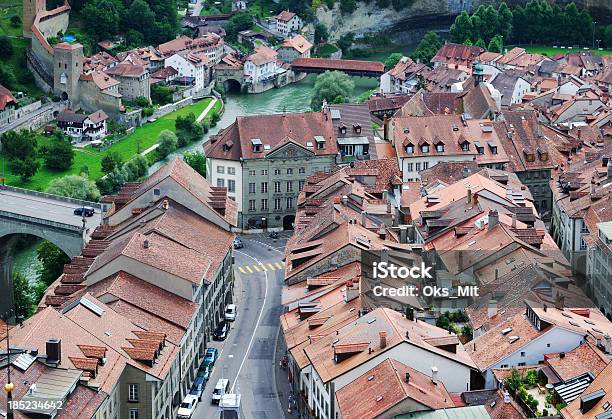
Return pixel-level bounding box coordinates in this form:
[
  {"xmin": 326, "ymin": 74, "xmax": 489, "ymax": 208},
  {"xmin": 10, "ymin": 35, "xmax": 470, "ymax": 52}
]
[{"xmin": 192, "ymin": 233, "xmax": 288, "ymax": 419}]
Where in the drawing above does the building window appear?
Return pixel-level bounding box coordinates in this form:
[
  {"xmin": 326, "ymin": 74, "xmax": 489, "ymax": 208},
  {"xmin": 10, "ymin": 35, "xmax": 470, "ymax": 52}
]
[
  {"xmin": 217, "ymin": 166, "xmax": 225, "ymax": 174},
  {"xmin": 406, "ymin": 145, "xmax": 414, "ymax": 154},
  {"xmin": 436, "ymin": 144, "xmax": 444, "ymax": 153},
  {"xmin": 261, "ymin": 169, "xmax": 268, "ymax": 175},
  {"xmin": 274, "ymin": 198, "xmax": 282, "ymax": 210},
  {"xmin": 249, "ymin": 200, "xmax": 256, "ymax": 211},
  {"xmin": 286, "ymin": 197, "xmax": 293, "ymax": 209},
  {"xmin": 274, "ymin": 181, "xmax": 281, "ymax": 193},
  {"xmin": 128, "ymin": 384, "xmax": 139, "ymax": 402},
  {"xmin": 261, "ymin": 199, "xmax": 268, "ymax": 211},
  {"xmin": 274, "ymin": 168, "xmax": 281, "ymax": 175},
  {"xmin": 520, "ymin": 352, "xmax": 525, "ymax": 357},
  {"xmin": 249, "ymin": 170, "xmax": 256, "ymax": 176},
  {"xmin": 228, "ymin": 180, "xmax": 235, "ymax": 193},
  {"xmin": 228, "ymin": 167, "xmax": 235, "ymax": 175},
  {"xmin": 423, "ymin": 162, "xmax": 429, "ymax": 170},
  {"xmin": 286, "ymin": 181, "xmax": 293, "ymax": 192},
  {"xmin": 249, "ymin": 183, "xmax": 256, "ymax": 194},
  {"xmin": 299, "ymin": 167, "xmax": 305, "ymax": 174},
  {"xmin": 261, "ymin": 182, "xmax": 268, "ymax": 193},
  {"xmin": 421, "ymin": 144, "xmax": 429, "ymax": 153},
  {"xmin": 461, "ymin": 142, "xmax": 470, "ymax": 151},
  {"xmin": 129, "ymin": 409, "xmax": 139, "ymax": 419},
  {"xmin": 406, "ymin": 163, "xmax": 414, "ymax": 172},
  {"xmin": 299, "ymin": 180, "xmax": 305, "ymax": 191},
  {"xmin": 287, "ymin": 168, "xmax": 293, "ymax": 175},
  {"xmin": 217, "ymin": 178, "xmax": 225, "ymax": 187},
  {"xmin": 153, "ymin": 188, "xmax": 160, "ymax": 196},
  {"xmin": 415, "ymin": 162, "xmax": 421, "ymax": 172}
]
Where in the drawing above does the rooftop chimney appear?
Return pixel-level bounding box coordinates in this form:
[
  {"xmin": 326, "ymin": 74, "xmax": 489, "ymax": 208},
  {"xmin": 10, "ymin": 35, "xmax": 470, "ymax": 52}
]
[
  {"xmin": 488, "ymin": 300, "xmax": 498, "ymax": 318},
  {"xmin": 345, "ymin": 280, "xmax": 359, "ymax": 303},
  {"xmin": 46, "ymin": 338, "xmax": 61, "ymax": 365},
  {"xmin": 511, "ymin": 213, "xmax": 517, "ymax": 229},
  {"xmin": 431, "ymin": 366, "xmax": 438, "ymax": 385},
  {"xmin": 608, "ymin": 160, "xmax": 612, "ymax": 179},
  {"xmin": 399, "ymin": 226, "xmax": 408, "ymax": 244},
  {"xmin": 488, "ymin": 210, "xmax": 499, "ymax": 230},
  {"xmin": 555, "ymin": 294, "xmax": 565, "ymax": 310},
  {"xmin": 162, "ymin": 199, "xmax": 169, "ymax": 210},
  {"xmin": 378, "ymin": 225, "xmax": 386, "ymax": 240},
  {"xmin": 361, "ymin": 211, "xmax": 367, "ymax": 227},
  {"xmin": 604, "ymin": 334, "xmax": 611, "ymax": 354},
  {"xmin": 342, "ymin": 195, "xmax": 348, "ymax": 205},
  {"xmin": 405, "ymin": 372, "xmax": 410, "ymax": 383},
  {"xmin": 379, "ymin": 331, "xmax": 387, "ymax": 349},
  {"xmin": 143, "ymin": 239, "xmax": 150, "ymax": 249},
  {"xmin": 467, "ymin": 189, "xmax": 473, "ymax": 206}
]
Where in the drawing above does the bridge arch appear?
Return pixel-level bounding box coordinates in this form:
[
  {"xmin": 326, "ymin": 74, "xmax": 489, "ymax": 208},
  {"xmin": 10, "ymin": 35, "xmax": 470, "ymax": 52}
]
[{"xmin": 223, "ymin": 79, "xmax": 242, "ymax": 93}]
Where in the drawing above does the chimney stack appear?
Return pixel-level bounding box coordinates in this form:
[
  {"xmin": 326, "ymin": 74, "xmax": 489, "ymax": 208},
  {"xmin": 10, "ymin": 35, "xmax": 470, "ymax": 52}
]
[
  {"xmin": 378, "ymin": 225, "xmax": 387, "ymax": 240},
  {"xmin": 604, "ymin": 334, "xmax": 611, "ymax": 354},
  {"xmin": 361, "ymin": 211, "xmax": 367, "ymax": 227},
  {"xmin": 467, "ymin": 189, "xmax": 473, "ymax": 205},
  {"xmin": 143, "ymin": 239, "xmax": 150, "ymax": 249},
  {"xmin": 488, "ymin": 210, "xmax": 499, "ymax": 230},
  {"xmin": 399, "ymin": 226, "xmax": 408, "ymax": 244},
  {"xmin": 345, "ymin": 280, "xmax": 359, "ymax": 303},
  {"xmin": 405, "ymin": 372, "xmax": 410, "ymax": 383},
  {"xmin": 608, "ymin": 160, "xmax": 612, "ymax": 179},
  {"xmin": 431, "ymin": 366, "xmax": 438, "ymax": 385},
  {"xmin": 46, "ymin": 338, "xmax": 61, "ymax": 365},
  {"xmin": 379, "ymin": 331, "xmax": 387, "ymax": 349},
  {"xmin": 488, "ymin": 300, "xmax": 498, "ymax": 318},
  {"xmin": 555, "ymin": 294, "xmax": 565, "ymax": 310},
  {"xmin": 342, "ymin": 195, "xmax": 348, "ymax": 205},
  {"xmin": 380, "ymin": 248, "xmax": 389, "ymax": 264},
  {"xmin": 511, "ymin": 213, "xmax": 517, "ymax": 229}
]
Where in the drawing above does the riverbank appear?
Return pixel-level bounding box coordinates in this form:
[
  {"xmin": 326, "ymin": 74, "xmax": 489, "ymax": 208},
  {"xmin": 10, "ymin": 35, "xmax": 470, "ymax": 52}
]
[{"xmin": 0, "ymin": 96, "xmax": 221, "ymax": 191}]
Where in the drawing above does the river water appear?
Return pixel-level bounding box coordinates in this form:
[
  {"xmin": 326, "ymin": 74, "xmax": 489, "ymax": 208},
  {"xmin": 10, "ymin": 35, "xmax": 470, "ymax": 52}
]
[{"xmin": 13, "ymin": 74, "xmax": 379, "ymax": 284}]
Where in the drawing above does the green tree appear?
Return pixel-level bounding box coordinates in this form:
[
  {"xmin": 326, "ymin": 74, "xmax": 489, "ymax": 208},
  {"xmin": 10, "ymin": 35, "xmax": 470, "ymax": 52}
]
[
  {"xmin": 0, "ymin": 64, "xmax": 17, "ymax": 90},
  {"xmin": 1, "ymin": 130, "xmax": 37, "ymax": 161},
  {"xmin": 450, "ymin": 11, "xmax": 473, "ymax": 44},
  {"xmin": 475, "ymin": 38, "xmax": 486, "ymax": 49},
  {"xmin": 46, "ymin": 174, "xmax": 101, "ymax": 201},
  {"xmin": 101, "ymin": 152, "xmax": 123, "ymax": 174},
  {"xmin": 157, "ymin": 130, "xmax": 178, "ymax": 157},
  {"xmin": 151, "ymin": 83, "xmax": 173, "ymax": 105},
  {"xmin": 225, "ymin": 11, "xmax": 253, "ymax": 41},
  {"xmin": 122, "ymin": 155, "xmax": 149, "ymax": 181},
  {"xmin": 10, "ymin": 15, "xmax": 21, "ymax": 27},
  {"xmin": 339, "ymin": 0, "xmax": 357, "ymax": 14},
  {"xmin": 125, "ymin": 29, "xmax": 145, "ymax": 48},
  {"xmin": 123, "ymin": 0, "xmax": 155, "ymax": 42},
  {"xmin": 183, "ymin": 151, "xmax": 206, "ymax": 177},
  {"xmin": 337, "ymin": 32, "xmax": 354, "ymax": 52},
  {"xmin": 40, "ymin": 133, "xmax": 74, "ymax": 170},
  {"xmin": 314, "ymin": 23, "xmax": 329, "ymax": 44},
  {"xmin": 504, "ymin": 369, "xmax": 524, "ymax": 393},
  {"xmin": 411, "ymin": 31, "xmax": 443, "ymax": 64},
  {"xmin": 36, "ymin": 241, "xmax": 70, "ymax": 287},
  {"xmin": 13, "ymin": 272, "xmax": 33, "ymax": 320},
  {"xmin": 606, "ymin": 24, "xmax": 612, "ymax": 48},
  {"xmin": 0, "ymin": 35, "xmax": 13, "ymax": 58},
  {"xmin": 384, "ymin": 52, "xmax": 403, "ymax": 70},
  {"xmin": 463, "ymin": 38, "xmax": 473, "ymax": 45},
  {"xmin": 497, "ymin": 2, "xmax": 513, "ymax": 39},
  {"xmin": 10, "ymin": 158, "xmax": 39, "ymax": 182},
  {"xmin": 310, "ymin": 71, "xmax": 355, "ymax": 111},
  {"xmin": 209, "ymin": 110, "xmax": 220, "ymax": 127},
  {"xmin": 82, "ymin": 0, "xmax": 123, "ymax": 41},
  {"xmin": 488, "ymin": 34, "xmax": 503, "ymax": 53}
]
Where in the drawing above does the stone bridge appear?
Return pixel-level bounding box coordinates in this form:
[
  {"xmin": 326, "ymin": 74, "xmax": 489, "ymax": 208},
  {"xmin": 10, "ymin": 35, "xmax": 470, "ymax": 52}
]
[{"xmin": 0, "ymin": 186, "xmax": 101, "ymax": 320}]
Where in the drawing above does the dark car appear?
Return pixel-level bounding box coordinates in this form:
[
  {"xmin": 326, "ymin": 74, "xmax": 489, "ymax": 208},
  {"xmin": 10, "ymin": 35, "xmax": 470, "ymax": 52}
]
[
  {"xmin": 196, "ymin": 364, "xmax": 211, "ymax": 381},
  {"xmin": 73, "ymin": 206, "xmax": 95, "ymax": 217},
  {"xmin": 204, "ymin": 347, "xmax": 218, "ymax": 368},
  {"xmin": 190, "ymin": 376, "xmax": 206, "ymax": 401},
  {"xmin": 213, "ymin": 321, "xmax": 229, "ymax": 341}
]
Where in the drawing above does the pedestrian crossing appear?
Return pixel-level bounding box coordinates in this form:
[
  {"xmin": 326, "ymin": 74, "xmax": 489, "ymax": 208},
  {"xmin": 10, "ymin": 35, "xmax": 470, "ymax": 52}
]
[{"xmin": 236, "ymin": 261, "xmax": 285, "ymax": 274}]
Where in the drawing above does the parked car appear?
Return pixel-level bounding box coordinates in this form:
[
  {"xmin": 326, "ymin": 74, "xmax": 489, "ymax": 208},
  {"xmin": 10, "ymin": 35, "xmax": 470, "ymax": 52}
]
[
  {"xmin": 268, "ymin": 231, "xmax": 279, "ymax": 239},
  {"xmin": 204, "ymin": 347, "xmax": 218, "ymax": 367},
  {"xmin": 177, "ymin": 395, "xmax": 198, "ymax": 418},
  {"xmin": 190, "ymin": 376, "xmax": 206, "ymax": 401},
  {"xmin": 233, "ymin": 237, "xmax": 244, "ymax": 249},
  {"xmin": 224, "ymin": 304, "xmax": 237, "ymax": 321},
  {"xmin": 212, "ymin": 378, "xmax": 229, "ymax": 404},
  {"xmin": 197, "ymin": 364, "xmax": 211, "ymax": 381},
  {"xmin": 73, "ymin": 206, "xmax": 95, "ymax": 217},
  {"xmin": 213, "ymin": 321, "xmax": 229, "ymax": 340}
]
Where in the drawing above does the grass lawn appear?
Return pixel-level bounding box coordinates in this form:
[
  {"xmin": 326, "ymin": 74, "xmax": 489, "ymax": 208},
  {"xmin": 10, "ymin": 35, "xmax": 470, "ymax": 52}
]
[
  {"xmin": 1, "ymin": 98, "xmax": 215, "ymax": 190},
  {"xmin": 521, "ymin": 44, "xmax": 612, "ymax": 56},
  {"xmin": 0, "ymin": 0, "xmax": 22, "ymax": 37},
  {"xmin": 316, "ymin": 43, "xmax": 339, "ymax": 57}
]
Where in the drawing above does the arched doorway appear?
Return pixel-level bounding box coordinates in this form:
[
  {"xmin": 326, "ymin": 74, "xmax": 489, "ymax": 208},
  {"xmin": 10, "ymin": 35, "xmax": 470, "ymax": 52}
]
[
  {"xmin": 283, "ymin": 215, "xmax": 295, "ymax": 231},
  {"xmin": 223, "ymin": 79, "xmax": 241, "ymax": 93},
  {"xmin": 60, "ymin": 91, "xmax": 68, "ymax": 101}
]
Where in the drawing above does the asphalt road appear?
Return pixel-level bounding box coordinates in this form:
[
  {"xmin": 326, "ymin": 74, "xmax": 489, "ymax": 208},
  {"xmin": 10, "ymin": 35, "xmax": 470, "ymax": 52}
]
[
  {"xmin": 191, "ymin": 233, "xmax": 288, "ymax": 419},
  {"xmin": 0, "ymin": 188, "xmax": 101, "ymax": 231}
]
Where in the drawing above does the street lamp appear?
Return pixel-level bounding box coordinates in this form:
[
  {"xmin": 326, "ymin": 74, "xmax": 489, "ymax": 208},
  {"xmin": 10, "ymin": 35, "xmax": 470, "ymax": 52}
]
[{"xmin": 3, "ymin": 311, "xmax": 14, "ymax": 419}]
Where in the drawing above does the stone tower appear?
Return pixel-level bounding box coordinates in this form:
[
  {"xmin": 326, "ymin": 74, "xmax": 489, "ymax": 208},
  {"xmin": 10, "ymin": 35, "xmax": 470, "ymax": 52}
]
[
  {"xmin": 53, "ymin": 43, "xmax": 84, "ymax": 108},
  {"xmin": 22, "ymin": 0, "xmax": 46, "ymax": 37}
]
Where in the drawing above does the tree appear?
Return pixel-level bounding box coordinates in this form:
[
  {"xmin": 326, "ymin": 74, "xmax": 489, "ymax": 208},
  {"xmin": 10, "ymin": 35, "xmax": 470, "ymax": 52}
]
[
  {"xmin": 209, "ymin": 110, "xmax": 220, "ymax": 127},
  {"xmin": 151, "ymin": 83, "xmax": 173, "ymax": 105},
  {"xmin": 135, "ymin": 96, "xmax": 149, "ymax": 107},
  {"xmin": 225, "ymin": 11, "xmax": 253, "ymax": 41},
  {"xmin": 157, "ymin": 130, "xmax": 178, "ymax": 157},
  {"xmin": 46, "ymin": 174, "xmax": 101, "ymax": 201},
  {"xmin": 82, "ymin": 0, "xmax": 123, "ymax": 41},
  {"xmin": 488, "ymin": 34, "xmax": 503, "ymax": 53},
  {"xmin": 497, "ymin": 2, "xmax": 513, "ymax": 39},
  {"xmin": 450, "ymin": 11, "xmax": 473, "ymax": 44},
  {"xmin": 384, "ymin": 52, "xmax": 403, "ymax": 70},
  {"xmin": 183, "ymin": 151, "xmax": 206, "ymax": 177},
  {"xmin": 0, "ymin": 35, "xmax": 13, "ymax": 58},
  {"xmin": 101, "ymin": 152, "xmax": 123, "ymax": 174},
  {"xmin": 606, "ymin": 24, "xmax": 612, "ymax": 48},
  {"xmin": 475, "ymin": 38, "xmax": 486, "ymax": 49},
  {"xmin": 40, "ymin": 133, "xmax": 74, "ymax": 170},
  {"xmin": 122, "ymin": 155, "xmax": 149, "ymax": 180},
  {"xmin": 123, "ymin": 0, "xmax": 155, "ymax": 42},
  {"xmin": 310, "ymin": 71, "xmax": 355, "ymax": 111},
  {"xmin": 1, "ymin": 130, "xmax": 39, "ymax": 181},
  {"xmin": 339, "ymin": 0, "xmax": 357, "ymax": 14},
  {"xmin": 10, "ymin": 158, "xmax": 39, "ymax": 182},
  {"xmin": 314, "ymin": 23, "xmax": 329, "ymax": 45},
  {"xmin": 0, "ymin": 64, "xmax": 17, "ymax": 90},
  {"xmin": 411, "ymin": 31, "xmax": 443, "ymax": 64},
  {"xmin": 504, "ymin": 369, "xmax": 524, "ymax": 393},
  {"xmin": 337, "ymin": 32, "xmax": 354, "ymax": 52},
  {"xmin": 125, "ymin": 29, "xmax": 145, "ymax": 48},
  {"xmin": 463, "ymin": 38, "xmax": 473, "ymax": 45},
  {"xmin": 36, "ymin": 241, "xmax": 70, "ymax": 287},
  {"xmin": 10, "ymin": 15, "xmax": 21, "ymax": 27},
  {"xmin": 13, "ymin": 272, "xmax": 33, "ymax": 320}
]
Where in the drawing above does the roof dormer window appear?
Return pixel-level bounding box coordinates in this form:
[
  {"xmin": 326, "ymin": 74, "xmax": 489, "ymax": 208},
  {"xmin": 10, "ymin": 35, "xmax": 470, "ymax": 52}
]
[
  {"xmin": 315, "ymin": 135, "xmax": 326, "ymax": 150},
  {"xmin": 420, "ymin": 144, "xmax": 429, "ymax": 153},
  {"xmin": 251, "ymin": 138, "xmax": 262, "ymax": 152},
  {"xmin": 339, "ymin": 125, "xmax": 347, "ymax": 135},
  {"xmin": 436, "ymin": 143, "xmax": 444, "ymax": 153},
  {"xmin": 406, "ymin": 144, "xmax": 414, "ymax": 154},
  {"xmin": 353, "ymin": 124, "xmax": 361, "ymax": 134}
]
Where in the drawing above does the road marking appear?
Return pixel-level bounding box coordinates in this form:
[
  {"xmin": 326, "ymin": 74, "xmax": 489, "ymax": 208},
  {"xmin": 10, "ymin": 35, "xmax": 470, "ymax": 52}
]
[
  {"xmin": 267, "ymin": 263, "xmax": 276, "ymax": 271},
  {"xmin": 259, "ymin": 264, "xmax": 267, "ymax": 271},
  {"xmin": 245, "ymin": 266, "xmax": 253, "ymax": 273},
  {"xmin": 275, "ymin": 262, "xmax": 284, "ymax": 270},
  {"xmin": 253, "ymin": 265, "xmax": 261, "ymax": 272},
  {"xmin": 238, "ymin": 267, "xmax": 246, "ymax": 274},
  {"xmin": 231, "ymin": 250, "xmax": 269, "ymax": 393}
]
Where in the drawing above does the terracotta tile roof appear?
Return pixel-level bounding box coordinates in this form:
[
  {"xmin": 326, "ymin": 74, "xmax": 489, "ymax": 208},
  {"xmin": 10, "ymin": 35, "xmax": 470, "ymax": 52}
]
[
  {"xmin": 77, "ymin": 344, "xmax": 107, "ymax": 359},
  {"xmin": 88, "ymin": 110, "xmax": 108, "ymax": 124},
  {"xmin": 282, "ymin": 35, "xmax": 312, "ymax": 54},
  {"xmin": 205, "ymin": 112, "xmax": 337, "ymax": 161},
  {"xmin": 304, "ymin": 307, "xmax": 476, "ymax": 383},
  {"xmin": 484, "ymin": 390, "xmax": 525, "ymax": 419},
  {"xmin": 158, "ymin": 33, "xmax": 223, "ymax": 57},
  {"xmin": 247, "ymin": 45, "xmax": 277, "ymax": 66},
  {"xmin": 274, "ymin": 10, "xmax": 296, "ymax": 21},
  {"xmin": 291, "ymin": 57, "xmax": 385, "ymax": 74},
  {"xmin": 546, "ymin": 342, "xmax": 610, "ymax": 382},
  {"xmin": 432, "ymin": 43, "xmax": 484, "ymax": 67},
  {"xmin": 562, "ymin": 362, "xmax": 612, "ymax": 418},
  {"xmin": 0, "ymin": 83, "xmax": 17, "ymax": 111},
  {"xmin": 420, "ymin": 161, "xmax": 482, "ymax": 186},
  {"xmin": 105, "ymin": 62, "xmax": 147, "ymax": 78},
  {"xmin": 397, "ymin": 91, "xmax": 461, "ymax": 116},
  {"xmin": 79, "ymin": 71, "xmax": 120, "ymax": 91},
  {"xmin": 386, "ymin": 57, "xmax": 431, "ymax": 82},
  {"xmin": 336, "ymin": 358, "xmax": 454, "ymax": 418}
]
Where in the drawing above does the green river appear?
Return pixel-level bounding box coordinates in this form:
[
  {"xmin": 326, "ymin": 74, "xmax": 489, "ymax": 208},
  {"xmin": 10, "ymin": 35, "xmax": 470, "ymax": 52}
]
[{"xmin": 13, "ymin": 73, "xmax": 380, "ymax": 283}]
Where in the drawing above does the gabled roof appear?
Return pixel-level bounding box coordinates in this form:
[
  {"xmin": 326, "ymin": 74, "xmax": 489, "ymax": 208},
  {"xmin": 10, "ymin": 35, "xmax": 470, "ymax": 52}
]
[
  {"xmin": 0, "ymin": 84, "xmax": 16, "ymax": 111},
  {"xmin": 274, "ymin": 10, "xmax": 297, "ymax": 21},
  {"xmin": 282, "ymin": 34, "xmax": 312, "ymax": 54},
  {"xmin": 562, "ymin": 362, "xmax": 612, "ymax": 418}
]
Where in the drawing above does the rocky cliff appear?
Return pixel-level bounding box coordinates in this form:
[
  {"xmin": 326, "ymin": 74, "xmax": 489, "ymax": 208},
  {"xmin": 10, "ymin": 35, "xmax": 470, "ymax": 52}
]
[{"xmin": 316, "ymin": 0, "xmax": 610, "ymax": 41}]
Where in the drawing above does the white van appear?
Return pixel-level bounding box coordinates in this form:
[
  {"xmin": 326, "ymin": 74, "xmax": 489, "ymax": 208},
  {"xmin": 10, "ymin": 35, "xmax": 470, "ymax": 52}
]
[
  {"xmin": 212, "ymin": 378, "xmax": 229, "ymax": 404},
  {"xmin": 224, "ymin": 304, "xmax": 237, "ymax": 321}
]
